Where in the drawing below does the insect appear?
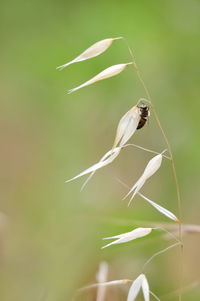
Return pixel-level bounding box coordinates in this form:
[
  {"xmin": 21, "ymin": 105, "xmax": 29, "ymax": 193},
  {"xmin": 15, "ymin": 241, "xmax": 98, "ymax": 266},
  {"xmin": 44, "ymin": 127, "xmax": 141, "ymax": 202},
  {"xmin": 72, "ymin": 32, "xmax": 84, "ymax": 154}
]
[{"xmin": 136, "ymin": 104, "xmax": 150, "ymax": 130}]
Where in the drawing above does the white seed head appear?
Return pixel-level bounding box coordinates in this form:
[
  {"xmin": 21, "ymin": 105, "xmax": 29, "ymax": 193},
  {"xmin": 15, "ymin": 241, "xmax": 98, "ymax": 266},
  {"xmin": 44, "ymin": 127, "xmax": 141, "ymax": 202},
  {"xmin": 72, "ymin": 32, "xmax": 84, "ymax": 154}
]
[
  {"xmin": 66, "ymin": 147, "xmax": 121, "ymax": 185},
  {"xmin": 142, "ymin": 154, "xmax": 162, "ymax": 180},
  {"xmin": 68, "ymin": 63, "xmax": 132, "ymax": 93},
  {"xmin": 57, "ymin": 37, "xmax": 122, "ymax": 70},
  {"xmin": 127, "ymin": 274, "xmax": 149, "ymax": 301},
  {"xmin": 102, "ymin": 227, "xmax": 152, "ymax": 249},
  {"xmin": 141, "ymin": 275, "xmax": 150, "ymax": 301},
  {"xmin": 139, "ymin": 192, "xmax": 179, "ymax": 222},
  {"xmin": 113, "ymin": 106, "xmax": 141, "ymax": 148},
  {"xmin": 124, "ymin": 153, "xmax": 163, "ymax": 205}
]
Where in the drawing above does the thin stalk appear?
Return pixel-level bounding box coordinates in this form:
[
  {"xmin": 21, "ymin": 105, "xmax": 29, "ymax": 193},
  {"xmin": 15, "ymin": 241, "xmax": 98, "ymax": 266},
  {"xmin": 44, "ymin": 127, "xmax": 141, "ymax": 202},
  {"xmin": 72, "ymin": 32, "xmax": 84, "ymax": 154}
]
[
  {"xmin": 78, "ymin": 279, "xmax": 132, "ymax": 292},
  {"xmin": 123, "ymin": 37, "xmax": 183, "ymax": 300},
  {"xmin": 150, "ymin": 290, "xmax": 161, "ymax": 301},
  {"xmin": 154, "ymin": 226, "xmax": 181, "ymax": 243},
  {"xmin": 74, "ymin": 279, "xmax": 132, "ymax": 301},
  {"xmin": 163, "ymin": 280, "xmax": 199, "ymax": 300},
  {"xmin": 103, "ymin": 215, "xmax": 200, "ymax": 234},
  {"xmin": 124, "ymin": 143, "xmax": 171, "ymax": 160},
  {"xmin": 96, "ymin": 261, "xmax": 108, "ymax": 301},
  {"xmin": 142, "ymin": 242, "xmax": 180, "ymax": 272}
]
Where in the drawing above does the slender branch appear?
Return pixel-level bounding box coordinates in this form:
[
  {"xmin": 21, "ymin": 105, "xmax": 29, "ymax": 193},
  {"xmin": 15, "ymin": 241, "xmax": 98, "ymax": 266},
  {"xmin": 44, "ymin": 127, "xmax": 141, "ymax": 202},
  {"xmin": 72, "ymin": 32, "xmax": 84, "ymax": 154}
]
[
  {"xmin": 154, "ymin": 227, "xmax": 181, "ymax": 243},
  {"xmin": 96, "ymin": 261, "xmax": 108, "ymax": 301},
  {"xmin": 78, "ymin": 279, "xmax": 132, "ymax": 292},
  {"xmin": 75, "ymin": 277, "xmax": 199, "ymax": 301},
  {"xmin": 124, "ymin": 143, "xmax": 171, "ymax": 160},
  {"xmin": 150, "ymin": 290, "xmax": 161, "ymax": 301},
  {"xmin": 103, "ymin": 214, "xmax": 200, "ymax": 235},
  {"xmin": 123, "ymin": 37, "xmax": 183, "ymax": 300},
  {"xmin": 142, "ymin": 242, "xmax": 180, "ymax": 272},
  {"xmin": 162, "ymin": 280, "xmax": 200, "ymax": 300}
]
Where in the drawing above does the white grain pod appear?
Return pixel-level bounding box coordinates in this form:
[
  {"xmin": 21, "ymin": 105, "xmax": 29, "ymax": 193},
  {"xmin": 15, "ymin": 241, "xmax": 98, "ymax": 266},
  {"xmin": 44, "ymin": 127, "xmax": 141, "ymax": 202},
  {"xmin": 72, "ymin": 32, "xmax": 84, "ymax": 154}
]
[
  {"xmin": 102, "ymin": 227, "xmax": 152, "ymax": 249},
  {"xmin": 127, "ymin": 274, "xmax": 149, "ymax": 301},
  {"xmin": 66, "ymin": 147, "xmax": 121, "ymax": 185},
  {"xmin": 68, "ymin": 63, "xmax": 132, "ymax": 93},
  {"xmin": 113, "ymin": 106, "xmax": 141, "ymax": 148},
  {"xmin": 124, "ymin": 153, "xmax": 163, "ymax": 205},
  {"xmin": 57, "ymin": 37, "xmax": 122, "ymax": 70},
  {"xmin": 139, "ymin": 192, "xmax": 179, "ymax": 222},
  {"xmin": 142, "ymin": 153, "xmax": 163, "ymax": 180}
]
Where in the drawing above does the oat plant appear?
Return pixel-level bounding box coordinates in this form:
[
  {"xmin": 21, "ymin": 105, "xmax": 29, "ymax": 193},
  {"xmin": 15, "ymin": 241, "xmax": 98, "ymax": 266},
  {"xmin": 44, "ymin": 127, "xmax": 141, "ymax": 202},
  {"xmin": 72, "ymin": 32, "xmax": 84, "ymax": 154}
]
[{"xmin": 58, "ymin": 37, "xmax": 185, "ymax": 301}]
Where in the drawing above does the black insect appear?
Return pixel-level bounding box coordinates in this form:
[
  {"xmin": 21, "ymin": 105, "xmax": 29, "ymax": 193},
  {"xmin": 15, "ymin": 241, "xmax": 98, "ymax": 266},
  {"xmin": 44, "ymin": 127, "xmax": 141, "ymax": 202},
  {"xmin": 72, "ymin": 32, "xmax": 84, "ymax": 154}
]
[{"xmin": 136, "ymin": 104, "xmax": 150, "ymax": 130}]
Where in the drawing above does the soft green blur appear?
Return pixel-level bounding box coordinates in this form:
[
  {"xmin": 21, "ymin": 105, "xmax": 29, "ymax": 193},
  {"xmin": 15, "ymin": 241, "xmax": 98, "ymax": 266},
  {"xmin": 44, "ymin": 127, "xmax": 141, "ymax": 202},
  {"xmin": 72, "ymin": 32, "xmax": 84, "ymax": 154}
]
[{"xmin": 1, "ymin": 0, "xmax": 200, "ymax": 300}]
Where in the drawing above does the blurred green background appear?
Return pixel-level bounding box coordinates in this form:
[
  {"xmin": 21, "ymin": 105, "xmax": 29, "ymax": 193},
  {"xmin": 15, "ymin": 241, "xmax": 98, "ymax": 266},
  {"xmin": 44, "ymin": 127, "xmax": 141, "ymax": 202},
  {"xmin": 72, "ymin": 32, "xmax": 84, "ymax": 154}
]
[{"xmin": 1, "ymin": 0, "xmax": 200, "ymax": 300}]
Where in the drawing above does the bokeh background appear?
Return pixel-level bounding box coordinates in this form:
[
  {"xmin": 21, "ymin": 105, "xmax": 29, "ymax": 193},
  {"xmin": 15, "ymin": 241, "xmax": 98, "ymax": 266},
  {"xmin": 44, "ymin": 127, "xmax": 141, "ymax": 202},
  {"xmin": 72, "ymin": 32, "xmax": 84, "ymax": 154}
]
[{"xmin": 1, "ymin": 0, "xmax": 200, "ymax": 300}]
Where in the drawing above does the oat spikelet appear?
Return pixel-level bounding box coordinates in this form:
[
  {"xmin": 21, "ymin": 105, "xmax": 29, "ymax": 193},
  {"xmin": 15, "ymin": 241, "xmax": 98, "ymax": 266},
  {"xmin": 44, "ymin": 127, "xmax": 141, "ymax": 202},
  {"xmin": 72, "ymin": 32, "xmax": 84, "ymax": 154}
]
[
  {"xmin": 127, "ymin": 274, "xmax": 149, "ymax": 301},
  {"xmin": 102, "ymin": 227, "xmax": 152, "ymax": 249},
  {"xmin": 68, "ymin": 63, "xmax": 132, "ymax": 93},
  {"xmin": 57, "ymin": 37, "xmax": 122, "ymax": 70},
  {"xmin": 113, "ymin": 105, "xmax": 141, "ymax": 148},
  {"xmin": 124, "ymin": 153, "xmax": 163, "ymax": 206}
]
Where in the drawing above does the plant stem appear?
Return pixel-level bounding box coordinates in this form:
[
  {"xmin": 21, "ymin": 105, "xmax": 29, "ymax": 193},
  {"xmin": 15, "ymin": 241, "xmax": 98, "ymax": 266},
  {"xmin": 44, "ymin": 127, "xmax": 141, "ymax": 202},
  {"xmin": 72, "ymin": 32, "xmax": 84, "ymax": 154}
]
[
  {"xmin": 124, "ymin": 143, "xmax": 171, "ymax": 159},
  {"xmin": 142, "ymin": 242, "xmax": 180, "ymax": 272},
  {"xmin": 123, "ymin": 37, "xmax": 183, "ymax": 300},
  {"xmin": 78, "ymin": 279, "xmax": 132, "ymax": 291}
]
